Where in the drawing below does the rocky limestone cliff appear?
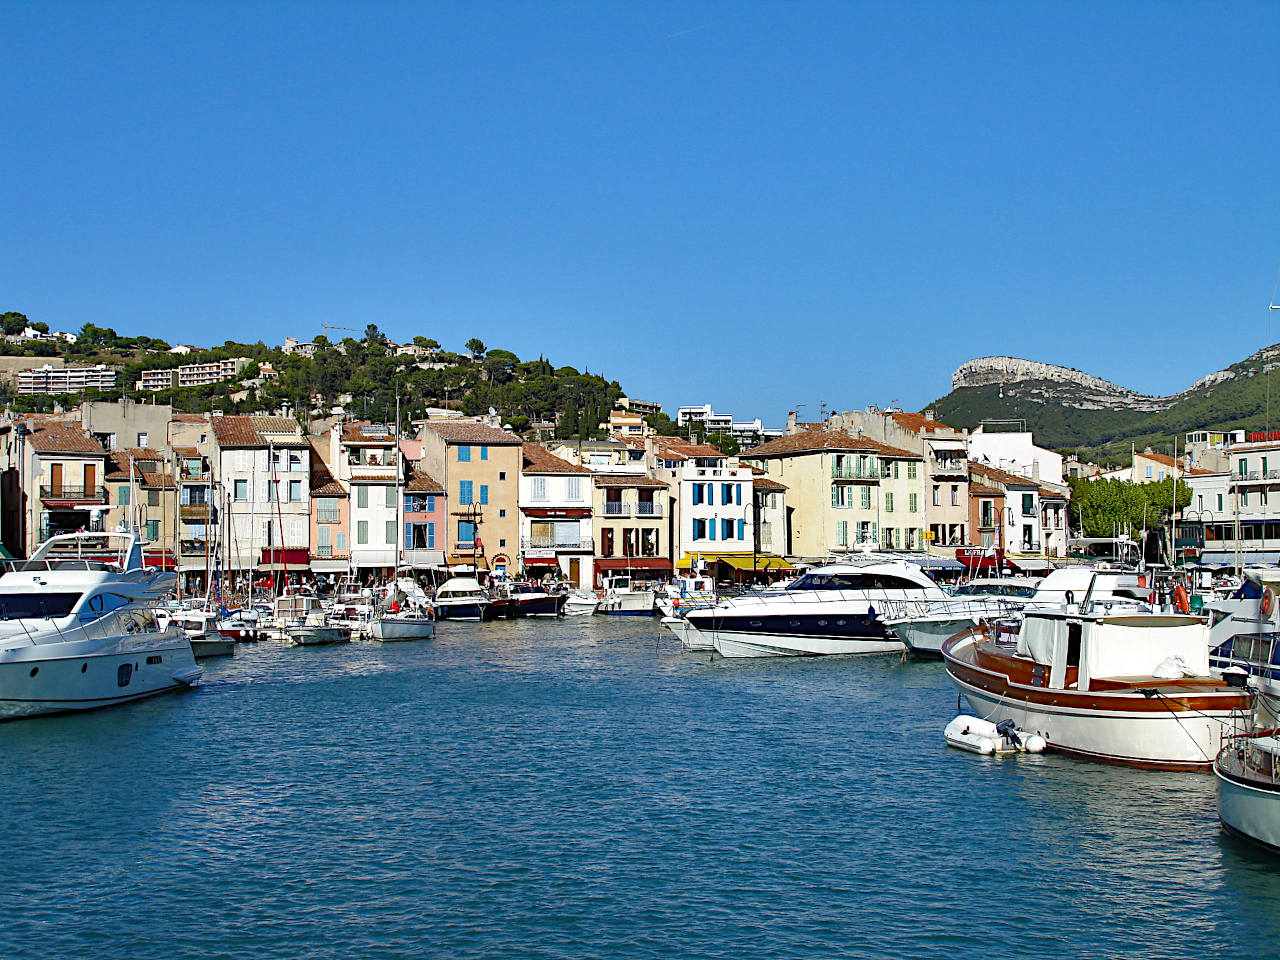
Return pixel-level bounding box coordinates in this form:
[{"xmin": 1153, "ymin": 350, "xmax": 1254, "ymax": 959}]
[{"xmin": 949, "ymin": 353, "xmax": 1264, "ymax": 413}]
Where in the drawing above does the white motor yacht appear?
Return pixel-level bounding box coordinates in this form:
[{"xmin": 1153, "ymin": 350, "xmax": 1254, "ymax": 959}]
[
  {"xmin": 885, "ymin": 575, "xmax": 1042, "ymax": 659},
  {"xmin": 596, "ymin": 574, "xmax": 656, "ymax": 616},
  {"xmin": 0, "ymin": 531, "xmax": 202, "ymax": 720},
  {"xmin": 434, "ymin": 577, "xmax": 495, "ymax": 621},
  {"xmin": 667, "ymin": 556, "xmax": 948, "ymax": 657}
]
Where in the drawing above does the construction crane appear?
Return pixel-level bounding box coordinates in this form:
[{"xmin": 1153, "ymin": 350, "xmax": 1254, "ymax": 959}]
[{"xmin": 321, "ymin": 324, "xmax": 363, "ymax": 339}]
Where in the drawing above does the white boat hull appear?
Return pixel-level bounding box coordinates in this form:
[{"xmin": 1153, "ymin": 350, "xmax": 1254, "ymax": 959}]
[
  {"xmin": 563, "ymin": 598, "xmax": 598, "ymax": 616},
  {"xmin": 711, "ymin": 630, "xmax": 905, "ymax": 658},
  {"xmin": 892, "ymin": 615, "xmax": 981, "ymax": 658},
  {"xmin": 1216, "ymin": 749, "xmax": 1280, "ymax": 853},
  {"xmin": 0, "ymin": 635, "xmax": 201, "ymax": 720},
  {"xmin": 597, "ymin": 591, "xmax": 655, "ymax": 615},
  {"xmin": 661, "ymin": 616, "xmax": 713, "ymax": 652},
  {"xmin": 952, "ymin": 673, "xmax": 1233, "ymax": 768},
  {"xmin": 370, "ymin": 617, "xmax": 435, "ymax": 641}
]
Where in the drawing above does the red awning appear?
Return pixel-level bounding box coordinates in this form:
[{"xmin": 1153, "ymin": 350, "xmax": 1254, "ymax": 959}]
[
  {"xmin": 521, "ymin": 508, "xmax": 592, "ymax": 518},
  {"xmin": 523, "ymin": 557, "xmax": 560, "ymax": 565},
  {"xmin": 42, "ymin": 501, "xmax": 104, "ymax": 510},
  {"xmin": 259, "ymin": 548, "xmax": 310, "ymax": 568},
  {"xmin": 144, "ymin": 551, "xmax": 176, "ymax": 570},
  {"xmin": 594, "ymin": 558, "xmax": 672, "ymax": 571}
]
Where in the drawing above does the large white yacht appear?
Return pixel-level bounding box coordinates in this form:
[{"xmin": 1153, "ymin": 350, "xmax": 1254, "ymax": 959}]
[
  {"xmin": 0, "ymin": 531, "xmax": 202, "ymax": 720},
  {"xmin": 665, "ymin": 556, "xmax": 948, "ymax": 657}
]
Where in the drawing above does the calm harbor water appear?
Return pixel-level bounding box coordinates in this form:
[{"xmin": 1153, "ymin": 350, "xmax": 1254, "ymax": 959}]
[{"xmin": 3, "ymin": 616, "xmax": 1280, "ymax": 959}]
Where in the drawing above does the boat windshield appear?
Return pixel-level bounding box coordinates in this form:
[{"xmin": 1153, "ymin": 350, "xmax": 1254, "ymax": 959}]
[
  {"xmin": 954, "ymin": 583, "xmax": 1037, "ymax": 598},
  {"xmin": 787, "ymin": 572, "xmax": 928, "ymax": 591},
  {"xmin": 0, "ymin": 592, "xmax": 83, "ymax": 620}
]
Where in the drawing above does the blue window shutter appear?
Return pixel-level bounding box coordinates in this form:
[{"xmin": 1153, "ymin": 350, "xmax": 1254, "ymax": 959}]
[
  {"xmin": 736, "ymin": 484, "xmax": 742, "ymax": 506},
  {"xmin": 480, "ymin": 446, "xmax": 488, "ymax": 460},
  {"xmin": 709, "ymin": 518, "xmax": 716, "ymax": 540},
  {"xmin": 404, "ymin": 524, "xmax": 412, "ymax": 550},
  {"xmin": 426, "ymin": 494, "xmax": 436, "ymax": 512},
  {"xmin": 480, "ymin": 484, "xmax": 489, "ymax": 505},
  {"xmin": 692, "ymin": 484, "xmax": 701, "ymax": 506},
  {"xmin": 458, "ymin": 445, "xmax": 470, "ymax": 462},
  {"xmin": 708, "ymin": 484, "xmax": 715, "ymax": 506},
  {"xmin": 427, "ymin": 522, "xmax": 435, "ymax": 548},
  {"xmin": 459, "ymin": 480, "xmax": 472, "ymax": 505},
  {"xmin": 738, "ymin": 519, "xmax": 745, "ymax": 540}
]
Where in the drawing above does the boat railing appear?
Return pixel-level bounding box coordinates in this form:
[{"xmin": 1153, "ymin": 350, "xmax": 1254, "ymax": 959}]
[{"xmin": 4, "ymin": 558, "xmax": 125, "ymax": 574}]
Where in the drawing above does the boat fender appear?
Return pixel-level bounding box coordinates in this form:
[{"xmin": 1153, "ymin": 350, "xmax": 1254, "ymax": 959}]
[
  {"xmin": 1022, "ymin": 734, "xmax": 1047, "ymax": 753},
  {"xmin": 1262, "ymin": 587, "xmax": 1275, "ymax": 619},
  {"xmin": 1172, "ymin": 584, "xmax": 1191, "ymax": 615}
]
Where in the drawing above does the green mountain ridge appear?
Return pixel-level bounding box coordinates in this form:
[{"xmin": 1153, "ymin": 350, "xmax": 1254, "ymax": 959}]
[{"xmin": 931, "ymin": 344, "xmax": 1280, "ymax": 464}]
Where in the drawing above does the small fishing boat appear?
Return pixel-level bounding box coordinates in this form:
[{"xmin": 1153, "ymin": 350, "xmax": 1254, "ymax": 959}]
[
  {"xmin": 656, "ymin": 574, "xmax": 716, "ymax": 618},
  {"xmin": 563, "ymin": 591, "xmax": 600, "ymax": 616},
  {"xmin": 501, "ymin": 581, "xmax": 568, "ymax": 617},
  {"xmin": 286, "ymin": 610, "xmax": 351, "ymax": 646},
  {"xmin": 942, "ymin": 577, "xmax": 1247, "ymax": 770},
  {"xmin": 596, "ymin": 574, "xmax": 656, "ymax": 616}
]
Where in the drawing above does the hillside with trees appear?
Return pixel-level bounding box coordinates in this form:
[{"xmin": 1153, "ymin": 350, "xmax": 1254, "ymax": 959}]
[{"xmin": 0, "ymin": 311, "xmax": 647, "ymax": 441}]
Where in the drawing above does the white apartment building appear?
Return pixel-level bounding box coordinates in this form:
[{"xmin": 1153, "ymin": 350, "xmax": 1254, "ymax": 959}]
[
  {"xmin": 518, "ymin": 443, "xmax": 594, "ymax": 588},
  {"xmin": 967, "ymin": 424, "xmax": 1063, "ymax": 484},
  {"xmin": 17, "ymin": 364, "xmax": 118, "ymax": 394},
  {"xmin": 650, "ymin": 438, "xmax": 755, "ymax": 563},
  {"xmin": 212, "ymin": 415, "xmax": 312, "ymax": 575},
  {"xmin": 137, "ymin": 357, "xmax": 251, "ymax": 392},
  {"xmin": 330, "ymin": 421, "xmax": 401, "ymax": 577}
]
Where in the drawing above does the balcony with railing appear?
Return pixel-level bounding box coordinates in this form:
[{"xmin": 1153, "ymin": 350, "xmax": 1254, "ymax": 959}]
[
  {"xmin": 634, "ymin": 501, "xmax": 663, "ymax": 518},
  {"xmin": 179, "ymin": 503, "xmax": 212, "ymax": 521},
  {"xmin": 831, "ymin": 464, "xmax": 878, "ymax": 481},
  {"xmin": 603, "ymin": 502, "xmax": 630, "ymax": 517},
  {"xmin": 180, "ymin": 539, "xmax": 212, "ymax": 556},
  {"xmin": 930, "ymin": 456, "xmax": 968, "ymax": 477},
  {"xmin": 40, "ymin": 485, "xmax": 108, "ymax": 504},
  {"xmin": 1012, "ymin": 539, "xmax": 1041, "ymax": 554},
  {"xmin": 1233, "ymin": 470, "xmax": 1280, "ymax": 484},
  {"xmin": 520, "ymin": 536, "xmax": 594, "ymax": 552}
]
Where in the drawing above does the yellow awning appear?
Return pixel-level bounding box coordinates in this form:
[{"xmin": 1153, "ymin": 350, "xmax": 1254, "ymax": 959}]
[{"xmin": 675, "ymin": 552, "xmax": 793, "ymax": 571}]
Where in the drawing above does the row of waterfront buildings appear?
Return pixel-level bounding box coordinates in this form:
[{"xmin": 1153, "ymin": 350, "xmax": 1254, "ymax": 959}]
[{"xmin": 0, "ymin": 399, "xmax": 1087, "ymax": 586}]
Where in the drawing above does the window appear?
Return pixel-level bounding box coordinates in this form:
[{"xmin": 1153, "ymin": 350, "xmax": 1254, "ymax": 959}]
[
  {"xmin": 885, "ymin": 493, "xmax": 894, "ymax": 513},
  {"xmin": 893, "ymin": 461, "xmax": 900, "ymax": 479},
  {"xmin": 692, "ymin": 518, "xmax": 707, "ymax": 540},
  {"xmin": 385, "ymin": 486, "xmax": 395, "ymax": 508},
  {"xmin": 601, "ymin": 527, "xmax": 615, "ymax": 557},
  {"xmin": 479, "ymin": 485, "xmax": 489, "ymax": 505},
  {"xmin": 499, "ymin": 472, "xmax": 506, "ymax": 480},
  {"xmin": 721, "ymin": 518, "xmax": 733, "ymax": 540},
  {"xmin": 1239, "ymin": 459, "xmax": 1247, "ymax": 477},
  {"xmin": 722, "ymin": 483, "xmax": 732, "ymax": 504},
  {"xmin": 118, "ymin": 485, "xmax": 131, "ymax": 506},
  {"xmin": 289, "ymin": 518, "xmax": 305, "ymax": 546},
  {"xmin": 761, "ymin": 521, "xmax": 773, "ymax": 546},
  {"xmin": 932, "ymin": 485, "xmax": 940, "ymax": 506},
  {"xmin": 480, "ymin": 446, "xmax": 488, "ymax": 460},
  {"xmin": 289, "ymin": 452, "xmax": 302, "ymax": 471},
  {"xmin": 147, "ymin": 489, "xmax": 160, "ymax": 507},
  {"xmin": 836, "ymin": 520, "xmax": 848, "ymax": 546},
  {"xmin": 145, "ymin": 519, "xmax": 159, "ymax": 541},
  {"xmin": 357, "ymin": 486, "xmax": 368, "ymax": 508},
  {"xmin": 427, "ymin": 494, "xmax": 437, "ymax": 512},
  {"xmin": 1146, "ymin": 465, "xmax": 1153, "ymax": 479},
  {"xmin": 458, "ymin": 446, "xmax": 471, "ymax": 462},
  {"xmin": 317, "ymin": 498, "xmax": 339, "ymax": 523},
  {"xmin": 832, "ymin": 485, "xmax": 853, "ymax": 508},
  {"xmin": 531, "ymin": 477, "xmax": 546, "ymax": 501},
  {"xmin": 951, "ymin": 485, "xmax": 959, "ymax": 506},
  {"xmin": 386, "ymin": 520, "xmax": 396, "ymax": 544},
  {"xmin": 567, "ymin": 477, "xmax": 581, "ymax": 501},
  {"xmin": 137, "ymin": 433, "xmax": 148, "ymax": 447},
  {"xmin": 457, "ymin": 520, "xmax": 476, "ymax": 544},
  {"xmin": 459, "ymin": 480, "xmax": 473, "ymax": 505},
  {"xmin": 907, "ymin": 462, "xmax": 917, "ymax": 480},
  {"xmin": 1242, "ymin": 490, "xmax": 1249, "ymax": 507},
  {"xmin": 1218, "ymin": 494, "xmax": 1224, "ymax": 511},
  {"xmin": 908, "ymin": 493, "xmax": 918, "ymax": 513},
  {"xmin": 770, "ymin": 493, "xmax": 778, "ymax": 509},
  {"xmin": 860, "ymin": 486, "xmax": 872, "ymax": 510},
  {"xmin": 499, "ymin": 509, "xmax": 506, "ymax": 518},
  {"xmin": 357, "ymin": 521, "xmax": 368, "ymax": 544},
  {"xmin": 980, "ymin": 500, "xmax": 994, "ymax": 528},
  {"xmin": 289, "ymin": 480, "xmax": 302, "ymax": 502},
  {"xmin": 1158, "ymin": 471, "xmax": 1165, "ymax": 482},
  {"xmin": 1022, "ymin": 493, "xmax": 1034, "ymax": 516},
  {"xmin": 235, "ymin": 450, "xmax": 248, "ymax": 472},
  {"xmin": 427, "ymin": 522, "xmax": 436, "ymax": 548},
  {"xmin": 265, "ymin": 480, "xmax": 277, "ymax": 502},
  {"xmin": 336, "ymin": 532, "xmax": 347, "ymax": 552},
  {"xmin": 692, "ymin": 483, "xmax": 703, "ymax": 506},
  {"xmin": 317, "ymin": 526, "xmax": 331, "ymax": 555}
]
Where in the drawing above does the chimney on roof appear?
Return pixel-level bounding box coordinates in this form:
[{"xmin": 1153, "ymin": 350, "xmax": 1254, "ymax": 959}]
[{"xmin": 924, "ymin": 409, "xmax": 935, "ymax": 420}]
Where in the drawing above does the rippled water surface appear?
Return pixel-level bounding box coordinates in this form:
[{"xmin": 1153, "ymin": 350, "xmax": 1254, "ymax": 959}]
[{"xmin": 4, "ymin": 617, "xmax": 1280, "ymax": 959}]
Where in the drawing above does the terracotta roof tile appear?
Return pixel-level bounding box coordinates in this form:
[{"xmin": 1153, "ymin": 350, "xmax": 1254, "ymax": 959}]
[
  {"xmin": 968, "ymin": 461, "xmax": 1037, "ymax": 488},
  {"xmin": 593, "ymin": 474, "xmax": 669, "ymax": 489},
  {"xmin": 968, "ymin": 483, "xmax": 1004, "ymax": 497},
  {"xmin": 746, "ymin": 429, "xmax": 921, "ymax": 460},
  {"xmin": 522, "ymin": 442, "xmax": 592, "ymax": 474},
  {"xmin": 890, "ymin": 411, "xmax": 958, "ymax": 434},
  {"xmin": 341, "ymin": 421, "xmax": 396, "ymax": 444},
  {"xmin": 309, "ymin": 448, "xmax": 347, "ymax": 498},
  {"xmin": 25, "ymin": 420, "xmax": 106, "ymax": 456},
  {"xmin": 405, "ymin": 468, "xmax": 444, "ymax": 493},
  {"xmin": 423, "ymin": 420, "xmax": 522, "ymax": 445},
  {"xmin": 753, "ymin": 476, "xmax": 787, "ymax": 492},
  {"xmin": 1139, "ymin": 451, "xmax": 1214, "ymax": 476}
]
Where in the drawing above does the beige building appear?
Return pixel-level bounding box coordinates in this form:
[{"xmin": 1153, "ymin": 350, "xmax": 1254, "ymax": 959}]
[
  {"xmin": 590, "ymin": 474, "xmax": 671, "ymax": 585},
  {"xmin": 742, "ymin": 428, "xmax": 926, "ymax": 560},
  {"xmin": 418, "ymin": 420, "xmax": 523, "ymax": 576}
]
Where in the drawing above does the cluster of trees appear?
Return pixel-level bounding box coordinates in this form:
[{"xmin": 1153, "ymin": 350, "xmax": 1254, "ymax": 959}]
[{"xmin": 1067, "ymin": 476, "xmax": 1191, "ymax": 540}]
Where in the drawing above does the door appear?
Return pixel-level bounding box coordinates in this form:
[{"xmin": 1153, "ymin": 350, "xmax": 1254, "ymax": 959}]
[
  {"xmin": 50, "ymin": 463, "xmax": 63, "ymax": 497},
  {"xmin": 84, "ymin": 464, "xmax": 96, "ymax": 498},
  {"xmin": 569, "ymin": 557, "xmax": 580, "ymax": 587}
]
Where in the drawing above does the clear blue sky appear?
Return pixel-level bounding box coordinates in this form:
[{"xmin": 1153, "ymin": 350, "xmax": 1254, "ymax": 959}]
[{"xmin": 4, "ymin": 2, "xmax": 1277, "ymax": 426}]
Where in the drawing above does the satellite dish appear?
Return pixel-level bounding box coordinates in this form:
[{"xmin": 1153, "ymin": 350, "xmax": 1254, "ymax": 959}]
[{"xmin": 488, "ymin": 406, "xmax": 497, "ymax": 416}]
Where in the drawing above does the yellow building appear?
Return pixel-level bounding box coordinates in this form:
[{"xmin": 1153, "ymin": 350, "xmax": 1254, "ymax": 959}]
[{"xmin": 418, "ymin": 420, "xmax": 523, "ymax": 576}]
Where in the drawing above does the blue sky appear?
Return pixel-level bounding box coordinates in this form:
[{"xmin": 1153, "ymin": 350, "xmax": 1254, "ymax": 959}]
[{"xmin": 4, "ymin": 2, "xmax": 1277, "ymax": 427}]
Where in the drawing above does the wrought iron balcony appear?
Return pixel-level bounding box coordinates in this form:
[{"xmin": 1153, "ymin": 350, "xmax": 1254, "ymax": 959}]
[
  {"xmin": 40, "ymin": 485, "xmax": 108, "ymax": 503},
  {"xmin": 520, "ymin": 536, "xmax": 594, "ymax": 551},
  {"xmin": 603, "ymin": 502, "xmax": 630, "ymax": 517}
]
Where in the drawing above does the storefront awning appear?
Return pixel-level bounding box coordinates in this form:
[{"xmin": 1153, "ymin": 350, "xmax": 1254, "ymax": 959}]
[
  {"xmin": 675, "ymin": 552, "xmax": 794, "ymax": 572},
  {"xmin": 595, "ymin": 558, "xmax": 672, "ymax": 571},
  {"xmin": 1008, "ymin": 557, "xmax": 1052, "ymax": 572},
  {"xmin": 311, "ymin": 558, "xmax": 352, "ymax": 573},
  {"xmin": 1200, "ymin": 550, "xmax": 1280, "ymax": 567},
  {"xmin": 521, "ymin": 508, "xmax": 592, "ymax": 518},
  {"xmin": 523, "ymin": 556, "xmax": 560, "ymax": 566}
]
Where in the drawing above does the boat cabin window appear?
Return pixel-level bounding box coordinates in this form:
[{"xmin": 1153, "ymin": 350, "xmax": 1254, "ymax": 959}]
[
  {"xmin": 788, "ymin": 572, "xmax": 927, "ymax": 591},
  {"xmin": 0, "ymin": 592, "xmax": 82, "ymax": 620}
]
